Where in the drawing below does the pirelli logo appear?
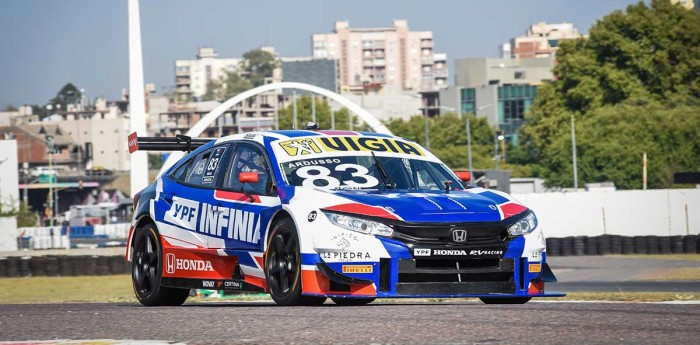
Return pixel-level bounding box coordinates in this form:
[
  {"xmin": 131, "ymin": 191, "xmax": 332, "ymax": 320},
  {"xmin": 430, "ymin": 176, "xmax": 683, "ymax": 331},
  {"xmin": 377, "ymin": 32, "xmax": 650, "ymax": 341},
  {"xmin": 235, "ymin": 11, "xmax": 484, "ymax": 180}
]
[
  {"xmin": 529, "ymin": 264, "xmax": 541, "ymax": 273},
  {"xmin": 342, "ymin": 265, "xmax": 373, "ymax": 274},
  {"xmin": 279, "ymin": 137, "xmax": 424, "ymax": 157}
]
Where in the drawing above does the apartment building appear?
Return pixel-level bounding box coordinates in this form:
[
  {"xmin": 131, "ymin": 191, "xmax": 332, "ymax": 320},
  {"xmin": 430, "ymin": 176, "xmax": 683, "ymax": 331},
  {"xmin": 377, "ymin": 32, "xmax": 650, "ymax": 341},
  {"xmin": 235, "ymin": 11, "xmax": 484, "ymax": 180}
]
[
  {"xmin": 503, "ymin": 22, "xmax": 580, "ymax": 59},
  {"xmin": 312, "ymin": 20, "xmax": 447, "ymax": 93},
  {"xmin": 174, "ymin": 47, "xmax": 242, "ymax": 100}
]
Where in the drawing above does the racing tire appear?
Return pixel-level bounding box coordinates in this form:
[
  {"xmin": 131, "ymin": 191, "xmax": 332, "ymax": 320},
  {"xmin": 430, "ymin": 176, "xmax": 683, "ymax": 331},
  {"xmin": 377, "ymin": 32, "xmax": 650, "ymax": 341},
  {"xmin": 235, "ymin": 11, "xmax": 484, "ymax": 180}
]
[
  {"xmin": 132, "ymin": 223, "xmax": 189, "ymax": 307},
  {"xmin": 265, "ymin": 218, "xmax": 305, "ymax": 306},
  {"xmin": 479, "ymin": 297, "xmax": 531, "ymax": 304},
  {"xmin": 331, "ymin": 297, "xmax": 376, "ymax": 306}
]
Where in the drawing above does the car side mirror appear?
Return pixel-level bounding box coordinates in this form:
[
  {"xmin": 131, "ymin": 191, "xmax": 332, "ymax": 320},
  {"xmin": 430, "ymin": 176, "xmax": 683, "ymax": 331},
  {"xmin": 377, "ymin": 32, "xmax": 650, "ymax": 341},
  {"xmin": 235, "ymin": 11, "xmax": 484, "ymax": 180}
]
[
  {"xmin": 239, "ymin": 172, "xmax": 259, "ymax": 184},
  {"xmin": 455, "ymin": 171, "xmax": 471, "ymax": 182}
]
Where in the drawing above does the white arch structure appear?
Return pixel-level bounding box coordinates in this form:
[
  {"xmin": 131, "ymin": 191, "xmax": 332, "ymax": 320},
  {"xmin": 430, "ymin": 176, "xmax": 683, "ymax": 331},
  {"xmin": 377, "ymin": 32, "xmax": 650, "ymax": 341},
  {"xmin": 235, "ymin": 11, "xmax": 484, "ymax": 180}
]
[{"xmin": 158, "ymin": 82, "xmax": 393, "ymax": 175}]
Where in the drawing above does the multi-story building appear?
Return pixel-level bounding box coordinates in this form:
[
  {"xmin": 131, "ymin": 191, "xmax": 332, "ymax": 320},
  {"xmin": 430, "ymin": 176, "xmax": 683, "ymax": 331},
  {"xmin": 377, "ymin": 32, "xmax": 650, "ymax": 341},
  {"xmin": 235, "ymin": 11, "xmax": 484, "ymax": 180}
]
[
  {"xmin": 504, "ymin": 22, "xmax": 580, "ymax": 59},
  {"xmin": 440, "ymin": 57, "xmax": 555, "ymax": 144},
  {"xmin": 312, "ymin": 20, "xmax": 448, "ymax": 93},
  {"xmin": 281, "ymin": 57, "xmax": 339, "ymax": 95},
  {"xmin": 174, "ymin": 47, "xmax": 242, "ymax": 101},
  {"xmin": 671, "ymin": 0, "xmax": 696, "ymax": 10}
]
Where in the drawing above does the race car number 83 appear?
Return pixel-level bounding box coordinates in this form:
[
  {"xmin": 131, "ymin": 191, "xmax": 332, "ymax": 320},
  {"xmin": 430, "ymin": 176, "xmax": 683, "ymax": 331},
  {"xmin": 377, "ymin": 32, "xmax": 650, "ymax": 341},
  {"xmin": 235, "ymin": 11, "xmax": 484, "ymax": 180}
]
[{"xmin": 296, "ymin": 164, "xmax": 379, "ymax": 189}]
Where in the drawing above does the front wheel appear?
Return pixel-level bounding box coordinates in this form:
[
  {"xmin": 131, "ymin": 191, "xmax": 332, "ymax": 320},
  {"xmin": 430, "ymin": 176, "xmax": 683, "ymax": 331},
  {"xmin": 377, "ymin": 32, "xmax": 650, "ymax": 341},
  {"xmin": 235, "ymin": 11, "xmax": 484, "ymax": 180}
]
[
  {"xmin": 132, "ymin": 224, "xmax": 189, "ymax": 306},
  {"xmin": 265, "ymin": 218, "xmax": 304, "ymax": 306},
  {"xmin": 479, "ymin": 297, "xmax": 531, "ymax": 305}
]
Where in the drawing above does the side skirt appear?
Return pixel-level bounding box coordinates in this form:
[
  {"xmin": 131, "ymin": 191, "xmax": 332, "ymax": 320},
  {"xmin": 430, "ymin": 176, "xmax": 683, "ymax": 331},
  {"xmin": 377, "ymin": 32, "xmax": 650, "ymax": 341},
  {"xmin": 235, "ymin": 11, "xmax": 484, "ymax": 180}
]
[{"xmin": 162, "ymin": 277, "xmax": 265, "ymax": 293}]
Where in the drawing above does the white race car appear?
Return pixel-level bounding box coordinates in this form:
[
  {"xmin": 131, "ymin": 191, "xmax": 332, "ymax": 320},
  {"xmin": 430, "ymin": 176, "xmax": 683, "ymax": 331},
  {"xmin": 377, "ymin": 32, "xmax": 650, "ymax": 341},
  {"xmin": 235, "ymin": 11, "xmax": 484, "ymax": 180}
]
[{"xmin": 127, "ymin": 129, "xmax": 562, "ymax": 306}]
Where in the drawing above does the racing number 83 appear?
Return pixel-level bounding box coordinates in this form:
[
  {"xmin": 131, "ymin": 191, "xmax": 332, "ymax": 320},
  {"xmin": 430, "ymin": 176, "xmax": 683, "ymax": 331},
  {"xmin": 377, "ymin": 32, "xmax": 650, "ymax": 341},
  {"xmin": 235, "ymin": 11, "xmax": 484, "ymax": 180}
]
[{"xmin": 296, "ymin": 164, "xmax": 379, "ymax": 189}]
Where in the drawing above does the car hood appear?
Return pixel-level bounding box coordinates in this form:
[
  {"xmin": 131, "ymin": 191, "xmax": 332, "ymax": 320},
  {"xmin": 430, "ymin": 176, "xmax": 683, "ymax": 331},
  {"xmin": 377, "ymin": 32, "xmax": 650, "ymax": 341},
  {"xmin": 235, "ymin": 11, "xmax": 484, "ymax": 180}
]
[{"xmin": 322, "ymin": 189, "xmax": 526, "ymax": 223}]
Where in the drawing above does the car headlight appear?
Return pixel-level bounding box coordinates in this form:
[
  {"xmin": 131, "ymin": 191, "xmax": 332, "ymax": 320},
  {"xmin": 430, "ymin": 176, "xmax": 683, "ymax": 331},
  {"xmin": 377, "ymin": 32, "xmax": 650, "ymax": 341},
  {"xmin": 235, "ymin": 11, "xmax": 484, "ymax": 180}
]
[
  {"xmin": 323, "ymin": 212, "xmax": 393, "ymax": 237},
  {"xmin": 507, "ymin": 211, "xmax": 538, "ymax": 236}
]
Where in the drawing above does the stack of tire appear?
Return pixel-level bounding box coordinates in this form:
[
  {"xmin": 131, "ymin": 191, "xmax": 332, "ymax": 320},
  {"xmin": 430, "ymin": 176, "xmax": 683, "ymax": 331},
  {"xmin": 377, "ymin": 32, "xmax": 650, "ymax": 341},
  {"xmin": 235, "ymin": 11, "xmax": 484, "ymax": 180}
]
[
  {"xmin": 545, "ymin": 234, "xmax": 700, "ymax": 256},
  {"xmin": 0, "ymin": 255, "xmax": 131, "ymax": 277}
]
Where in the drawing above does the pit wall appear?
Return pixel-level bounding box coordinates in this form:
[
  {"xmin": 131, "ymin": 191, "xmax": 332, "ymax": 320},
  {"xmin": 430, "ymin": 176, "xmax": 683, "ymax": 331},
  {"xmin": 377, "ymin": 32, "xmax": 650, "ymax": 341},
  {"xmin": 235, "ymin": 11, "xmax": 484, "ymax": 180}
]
[{"xmin": 513, "ymin": 189, "xmax": 700, "ymax": 238}]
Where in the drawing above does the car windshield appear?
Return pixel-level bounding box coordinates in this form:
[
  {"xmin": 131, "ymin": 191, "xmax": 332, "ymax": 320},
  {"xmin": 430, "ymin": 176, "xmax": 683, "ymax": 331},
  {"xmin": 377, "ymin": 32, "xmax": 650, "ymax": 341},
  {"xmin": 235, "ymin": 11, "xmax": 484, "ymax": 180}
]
[{"xmin": 280, "ymin": 155, "xmax": 465, "ymax": 191}]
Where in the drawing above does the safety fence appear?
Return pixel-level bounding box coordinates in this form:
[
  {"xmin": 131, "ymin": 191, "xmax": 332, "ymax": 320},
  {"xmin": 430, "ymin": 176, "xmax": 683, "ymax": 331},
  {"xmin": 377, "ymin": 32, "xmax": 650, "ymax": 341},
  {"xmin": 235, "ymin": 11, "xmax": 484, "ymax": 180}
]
[
  {"xmin": 17, "ymin": 224, "xmax": 130, "ymax": 250},
  {"xmin": 546, "ymin": 235, "xmax": 700, "ymax": 256},
  {"xmin": 0, "ymin": 255, "xmax": 129, "ymax": 277}
]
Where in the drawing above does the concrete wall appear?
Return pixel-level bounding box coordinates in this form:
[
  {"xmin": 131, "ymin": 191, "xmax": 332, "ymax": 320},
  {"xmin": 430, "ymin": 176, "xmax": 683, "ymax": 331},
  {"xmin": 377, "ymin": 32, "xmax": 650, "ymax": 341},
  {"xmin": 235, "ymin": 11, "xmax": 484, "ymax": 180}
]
[
  {"xmin": 0, "ymin": 217, "xmax": 17, "ymax": 251},
  {"xmin": 513, "ymin": 189, "xmax": 700, "ymax": 238}
]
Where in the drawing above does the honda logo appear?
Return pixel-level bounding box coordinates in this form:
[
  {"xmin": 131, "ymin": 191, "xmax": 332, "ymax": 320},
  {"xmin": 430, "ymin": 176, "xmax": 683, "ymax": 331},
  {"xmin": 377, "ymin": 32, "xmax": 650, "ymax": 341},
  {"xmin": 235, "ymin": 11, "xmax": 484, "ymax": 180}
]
[
  {"xmin": 451, "ymin": 229, "xmax": 468, "ymax": 243},
  {"xmin": 166, "ymin": 253, "xmax": 175, "ymax": 274}
]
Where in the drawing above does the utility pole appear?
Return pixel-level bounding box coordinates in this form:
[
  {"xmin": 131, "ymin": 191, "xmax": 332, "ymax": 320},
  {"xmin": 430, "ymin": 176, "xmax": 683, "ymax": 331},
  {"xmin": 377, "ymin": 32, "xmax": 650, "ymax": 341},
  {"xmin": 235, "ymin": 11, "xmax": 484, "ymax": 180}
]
[
  {"xmin": 643, "ymin": 152, "xmax": 647, "ymax": 190},
  {"xmin": 292, "ymin": 90, "xmax": 297, "ymax": 130},
  {"xmin": 571, "ymin": 115, "xmax": 578, "ymax": 190}
]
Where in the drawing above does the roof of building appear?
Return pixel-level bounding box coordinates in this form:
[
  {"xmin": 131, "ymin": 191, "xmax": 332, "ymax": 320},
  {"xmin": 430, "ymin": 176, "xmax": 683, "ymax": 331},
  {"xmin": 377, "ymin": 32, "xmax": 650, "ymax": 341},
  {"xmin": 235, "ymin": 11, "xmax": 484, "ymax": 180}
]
[{"xmin": 13, "ymin": 124, "xmax": 76, "ymax": 146}]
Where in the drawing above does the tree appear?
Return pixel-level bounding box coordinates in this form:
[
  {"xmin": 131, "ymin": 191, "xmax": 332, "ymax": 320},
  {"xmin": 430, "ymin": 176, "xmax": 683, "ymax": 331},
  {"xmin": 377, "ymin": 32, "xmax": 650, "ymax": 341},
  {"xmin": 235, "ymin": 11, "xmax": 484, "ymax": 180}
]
[
  {"xmin": 277, "ymin": 95, "xmax": 356, "ymax": 130},
  {"xmin": 241, "ymin": 49, "xmax": 279, "ymax": 87},
  {"xmin": 521, "ymin": 0, "xmax": 700, "ymax": 188},
  {"xmin": 386, "ymin": 112, "xmax": 496, "ymax": 170},
  {"xmin": 202, "ymin": 71, "xmax": 253, "ymax": 101}
]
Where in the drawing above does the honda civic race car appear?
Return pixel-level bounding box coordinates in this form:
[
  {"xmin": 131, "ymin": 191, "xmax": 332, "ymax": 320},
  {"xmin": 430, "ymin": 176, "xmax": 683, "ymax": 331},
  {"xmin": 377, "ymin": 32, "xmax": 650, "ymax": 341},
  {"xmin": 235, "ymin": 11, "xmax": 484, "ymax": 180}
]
[{"xmin": 126, "ymin": 129, "xmax": 562, "ymax": 306}]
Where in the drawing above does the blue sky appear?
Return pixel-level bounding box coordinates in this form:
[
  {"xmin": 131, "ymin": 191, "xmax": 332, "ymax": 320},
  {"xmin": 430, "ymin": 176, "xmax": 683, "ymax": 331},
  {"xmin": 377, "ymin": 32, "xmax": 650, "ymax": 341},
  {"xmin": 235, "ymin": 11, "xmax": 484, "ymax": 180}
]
[{"xmin": 0, "ymin": 0, "xmax": 641, "ymax": 107}]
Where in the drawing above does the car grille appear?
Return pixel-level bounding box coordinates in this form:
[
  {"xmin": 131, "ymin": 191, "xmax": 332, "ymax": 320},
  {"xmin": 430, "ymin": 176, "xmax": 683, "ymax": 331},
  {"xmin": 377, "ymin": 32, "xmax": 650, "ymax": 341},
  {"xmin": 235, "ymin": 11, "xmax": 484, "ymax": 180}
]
[
  {"xmin": 391, "ymin": 223, "xmax": 507, "ymax": 245},
  {"xmin": 398, "ymin": 258, "xmax": 514, "ymax": 283}
]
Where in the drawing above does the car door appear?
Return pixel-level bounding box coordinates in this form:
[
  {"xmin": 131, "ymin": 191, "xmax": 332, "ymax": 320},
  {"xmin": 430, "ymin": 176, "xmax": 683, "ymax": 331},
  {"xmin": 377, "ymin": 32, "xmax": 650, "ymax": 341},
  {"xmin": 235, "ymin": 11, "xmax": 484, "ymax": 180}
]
[
  {"xmin": 212, "ymin": 142, "xmax": 280, "ymax": 251},
  {"xmin": 159, "ymin": 144, "xmax": 231, "ymax": 249}
]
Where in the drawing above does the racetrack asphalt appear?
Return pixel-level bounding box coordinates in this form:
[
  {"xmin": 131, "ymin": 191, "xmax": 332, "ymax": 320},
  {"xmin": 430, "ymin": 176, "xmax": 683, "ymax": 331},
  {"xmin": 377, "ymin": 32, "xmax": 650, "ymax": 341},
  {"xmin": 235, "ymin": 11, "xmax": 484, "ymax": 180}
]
[
  {"xmin": 1, "ymin": 301, "xmax": 699, "ymax": 344},
  {"xmin": 547, "ymin": 255, "xmax": 700, "ymax": 292}
]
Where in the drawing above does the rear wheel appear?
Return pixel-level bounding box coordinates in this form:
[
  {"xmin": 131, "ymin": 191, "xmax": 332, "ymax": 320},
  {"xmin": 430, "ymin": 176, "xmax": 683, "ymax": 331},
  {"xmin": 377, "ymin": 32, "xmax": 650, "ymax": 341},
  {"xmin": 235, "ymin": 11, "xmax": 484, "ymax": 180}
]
[
  {"xmin": 479, "ymin": 297, "xmax": 531, "ymax": 305},
  {"xmin": 265, "ymin": 218, "xmax": 306, "ymax": 306},
  {"xmin": 331, "ymin": 297, "xmax": 375, "ymax": 306},
  {"xmin": 132, "ymin": 224, "xmax": 189, "ymax": 306}
]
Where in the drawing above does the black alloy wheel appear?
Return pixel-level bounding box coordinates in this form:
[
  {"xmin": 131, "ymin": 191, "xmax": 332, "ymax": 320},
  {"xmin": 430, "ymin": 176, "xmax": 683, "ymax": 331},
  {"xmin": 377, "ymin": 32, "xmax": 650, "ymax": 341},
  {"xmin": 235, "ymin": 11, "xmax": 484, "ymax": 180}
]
[
  {"xmin": 132, "ymin": 224, "xmax": 189, "ymax": 306},
  {"xmin": 479, "ymin": 297, "xmax": 531, "ymax": 304},
  {"xmin": 265, "ymin": 218, "xmax": 326, "ymax": 306}
]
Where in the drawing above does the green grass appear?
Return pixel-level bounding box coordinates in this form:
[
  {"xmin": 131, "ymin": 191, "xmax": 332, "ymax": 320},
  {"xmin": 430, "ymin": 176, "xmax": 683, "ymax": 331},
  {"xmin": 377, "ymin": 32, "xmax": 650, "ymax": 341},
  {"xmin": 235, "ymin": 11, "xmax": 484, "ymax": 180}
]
[
  {"xmin": 635, "ymin": 267, "xmax": 700, "ymax": 281},
  {"xmin": 0, "ymin": 275, "xmax": 135, "ymax": 304}
]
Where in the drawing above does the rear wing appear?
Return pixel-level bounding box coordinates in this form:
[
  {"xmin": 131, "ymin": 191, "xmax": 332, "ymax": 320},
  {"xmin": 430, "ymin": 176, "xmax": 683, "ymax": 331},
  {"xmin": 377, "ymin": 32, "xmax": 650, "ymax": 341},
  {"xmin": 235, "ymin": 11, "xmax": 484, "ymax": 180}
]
[{"xmin": 128, "ymin": 132, "xmax": 212, "ymax": 153}]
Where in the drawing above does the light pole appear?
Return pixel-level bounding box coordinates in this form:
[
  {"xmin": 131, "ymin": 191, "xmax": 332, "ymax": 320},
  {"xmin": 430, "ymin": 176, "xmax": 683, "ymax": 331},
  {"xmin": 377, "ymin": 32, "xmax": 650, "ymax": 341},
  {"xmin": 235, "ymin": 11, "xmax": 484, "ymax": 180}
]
[
  {"xmin": 439, "ymin": 104, "xmax": 472, "ymax": 179},
  {"xmin": 494, "ymin": 131, "xmax": 504, "ymax": 170},
  {"xmin": 45, "ymin": 134, "xmax": 54, "ymax": 226},
  {"xmin": 331, "ymin": 107, "xmax": 335, "ymax": 130},
  {"xmin": 571, "ymin": 115, "xmax": 578, "ymax": 189},
  {"xmin": 423, "ymin": 106, "xmax": 430, "ymax": 150},
  {"xmin": 23, "ymin": 162, "xmax": 29, "ymax": 206},
  {"xmin": 474, "ymin": 103, "xmax": 494, "ymax": 173}
]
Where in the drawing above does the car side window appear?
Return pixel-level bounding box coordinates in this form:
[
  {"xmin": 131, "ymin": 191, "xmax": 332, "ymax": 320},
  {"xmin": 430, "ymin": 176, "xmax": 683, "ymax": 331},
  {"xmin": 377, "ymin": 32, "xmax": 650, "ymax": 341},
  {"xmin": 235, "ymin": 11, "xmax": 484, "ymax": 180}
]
[
  {"xmin": 225, "ymin": 144, "xmax": 272, "ymax": 195},
  {"xmin": 174, "ymin": 145, "xmax": 229, "ymax": 188},
  {"xmin": 171, "ymin": 158, "xmax": 191, "ymax": 182}
]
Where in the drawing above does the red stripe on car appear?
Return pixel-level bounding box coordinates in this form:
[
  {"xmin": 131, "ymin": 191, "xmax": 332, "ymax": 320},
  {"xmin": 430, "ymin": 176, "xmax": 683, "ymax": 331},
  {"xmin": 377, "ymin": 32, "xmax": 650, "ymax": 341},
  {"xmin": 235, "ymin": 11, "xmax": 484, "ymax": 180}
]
[{"xmin": 324, "ymin": 203, "xmax": 399, "ymax": 220}]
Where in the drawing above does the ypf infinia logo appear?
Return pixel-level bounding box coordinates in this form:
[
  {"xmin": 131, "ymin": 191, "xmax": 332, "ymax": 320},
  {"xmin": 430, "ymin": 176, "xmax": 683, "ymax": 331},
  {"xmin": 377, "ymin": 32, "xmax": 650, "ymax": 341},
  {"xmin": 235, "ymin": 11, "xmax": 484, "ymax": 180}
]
[
  {"xmin": 166, "ymin": 253, "xmax": 176, "ymax": 274},
  {"xmin": 451, "ymin": 229, "xmax": 468, "ymax": 243}
]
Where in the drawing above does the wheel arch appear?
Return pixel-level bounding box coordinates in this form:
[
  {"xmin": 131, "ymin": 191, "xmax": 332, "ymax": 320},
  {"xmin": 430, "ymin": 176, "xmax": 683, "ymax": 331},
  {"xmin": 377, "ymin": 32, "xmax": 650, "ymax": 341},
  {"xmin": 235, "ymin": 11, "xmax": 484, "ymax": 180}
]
[
  {"xmin": 128, "ymin": 214, "xmax": 157, "ymax": 261},
  {"xmin": 264, "ymin": 209, "xmax": 294, "ymax": 252}
]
